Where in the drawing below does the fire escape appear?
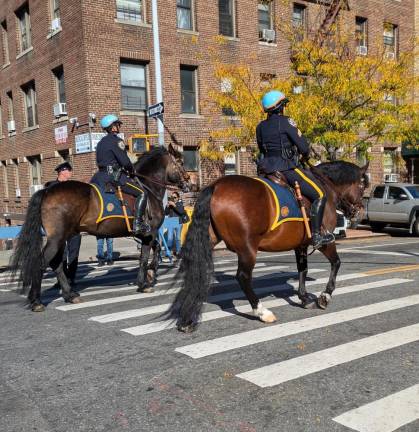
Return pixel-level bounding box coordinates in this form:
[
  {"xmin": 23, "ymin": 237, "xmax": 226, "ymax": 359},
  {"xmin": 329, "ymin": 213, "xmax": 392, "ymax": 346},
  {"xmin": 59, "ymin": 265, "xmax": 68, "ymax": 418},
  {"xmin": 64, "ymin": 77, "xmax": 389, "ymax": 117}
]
[{"xmin": 315, "ymin": 0, "xmax": 350, "ymax": 45}]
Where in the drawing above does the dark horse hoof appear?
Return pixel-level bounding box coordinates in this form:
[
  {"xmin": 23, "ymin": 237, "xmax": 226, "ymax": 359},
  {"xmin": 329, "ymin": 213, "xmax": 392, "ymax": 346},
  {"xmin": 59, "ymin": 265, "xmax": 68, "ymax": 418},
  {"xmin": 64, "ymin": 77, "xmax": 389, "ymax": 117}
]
[
  {"xmin": 301, "ymin": 293, "xmax": 318, "ymax": 309},
  {"xmin": 70, "ymin": 296, "xmax": 83, "ymax": 304},
  {"xmin": 137, "ymin": 286, "xmax": 154, "ymax": 293},
  {"xmin": 31, "ymin": 303, "xmax": 45, "ymax": 312},
  {"xmin": 177, "ymin": 322, "xmax": 196, "ymax": 333}
]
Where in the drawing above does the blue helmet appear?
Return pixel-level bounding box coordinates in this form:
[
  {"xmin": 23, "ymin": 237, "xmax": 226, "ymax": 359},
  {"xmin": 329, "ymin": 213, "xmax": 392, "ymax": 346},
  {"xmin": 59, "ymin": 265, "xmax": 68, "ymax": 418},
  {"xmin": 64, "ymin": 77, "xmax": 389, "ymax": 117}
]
[
  {"xmin": 261, "ymin": 90, "xmax": 288, "ymax": 112},
  {"xmin": 100, "ymin": 114, "xmax": 122, "ymax": 130}
]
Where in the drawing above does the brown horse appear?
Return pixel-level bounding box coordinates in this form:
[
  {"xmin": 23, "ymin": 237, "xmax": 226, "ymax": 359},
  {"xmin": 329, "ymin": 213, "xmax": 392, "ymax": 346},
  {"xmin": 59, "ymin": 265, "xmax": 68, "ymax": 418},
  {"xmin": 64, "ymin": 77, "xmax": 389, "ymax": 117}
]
[
  {"xmin": 169, "ymin": 161, "xmax": 369, "ymax": 331},
  {"xmin": 10, "ymin": 145, "xmax": 190, "ymax": 312}
]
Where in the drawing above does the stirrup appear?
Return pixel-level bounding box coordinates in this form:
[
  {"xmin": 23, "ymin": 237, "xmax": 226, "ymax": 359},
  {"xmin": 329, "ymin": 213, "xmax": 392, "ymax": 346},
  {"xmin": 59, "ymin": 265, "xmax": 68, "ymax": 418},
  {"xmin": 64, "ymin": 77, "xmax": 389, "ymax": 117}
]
[
  {"xmin": 312, "ymin": 232, "xmax": 335, "ymax": 249},
  {"xmin": 134, "ymin": 220, "xmax": 152, "ymax": 236}
]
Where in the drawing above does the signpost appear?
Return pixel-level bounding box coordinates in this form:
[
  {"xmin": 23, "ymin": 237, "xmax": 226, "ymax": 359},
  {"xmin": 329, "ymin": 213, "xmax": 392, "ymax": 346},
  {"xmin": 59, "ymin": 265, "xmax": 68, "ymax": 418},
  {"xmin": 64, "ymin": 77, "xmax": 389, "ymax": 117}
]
[{"xmin": 148, "ymin": 102, "xmax": 164, "ymax": 118}]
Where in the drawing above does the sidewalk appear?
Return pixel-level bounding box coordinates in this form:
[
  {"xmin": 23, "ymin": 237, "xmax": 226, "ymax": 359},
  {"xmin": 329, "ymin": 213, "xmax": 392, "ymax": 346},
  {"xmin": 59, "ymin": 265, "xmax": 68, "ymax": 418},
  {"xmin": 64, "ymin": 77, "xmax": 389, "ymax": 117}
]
[{"xmin": 0, "ymin": 228, "xmax": 389, "ymax": 271}]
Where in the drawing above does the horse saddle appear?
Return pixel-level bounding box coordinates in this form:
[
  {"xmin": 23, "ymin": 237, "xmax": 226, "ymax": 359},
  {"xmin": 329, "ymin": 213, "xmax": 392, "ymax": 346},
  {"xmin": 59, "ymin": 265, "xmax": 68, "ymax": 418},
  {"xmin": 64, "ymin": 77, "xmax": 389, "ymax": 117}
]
[{"xmin": 90, "ymin": 184, "xmax": 136, "ymax": 224}]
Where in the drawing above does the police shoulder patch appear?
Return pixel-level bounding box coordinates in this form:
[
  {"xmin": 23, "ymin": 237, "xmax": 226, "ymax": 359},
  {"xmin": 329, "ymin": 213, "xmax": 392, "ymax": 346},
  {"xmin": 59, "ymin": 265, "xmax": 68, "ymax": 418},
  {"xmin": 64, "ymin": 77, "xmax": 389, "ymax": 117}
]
[
  {"xmin": 288, "ymin": 118, "xmax": 297, "ymax": 127},
  {"xmin": 117, "ymin": 140, "xmax": 126, "ymax": 150}
]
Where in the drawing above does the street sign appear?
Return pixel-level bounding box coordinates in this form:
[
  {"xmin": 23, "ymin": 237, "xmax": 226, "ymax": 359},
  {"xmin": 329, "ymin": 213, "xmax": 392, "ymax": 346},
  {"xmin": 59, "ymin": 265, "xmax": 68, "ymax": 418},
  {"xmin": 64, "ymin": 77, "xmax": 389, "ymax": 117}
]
[{"xmin": 148, "ymin": 102, "xmax": 164, "ymax": 118}]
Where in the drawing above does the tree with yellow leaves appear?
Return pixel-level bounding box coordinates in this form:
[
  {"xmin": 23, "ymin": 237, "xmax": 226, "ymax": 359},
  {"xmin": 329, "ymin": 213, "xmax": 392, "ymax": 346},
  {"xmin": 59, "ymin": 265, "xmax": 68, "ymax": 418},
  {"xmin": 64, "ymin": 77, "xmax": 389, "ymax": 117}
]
[{"xmin": 206, "ymin": 13, "xmax": 418, "ymax": 162}]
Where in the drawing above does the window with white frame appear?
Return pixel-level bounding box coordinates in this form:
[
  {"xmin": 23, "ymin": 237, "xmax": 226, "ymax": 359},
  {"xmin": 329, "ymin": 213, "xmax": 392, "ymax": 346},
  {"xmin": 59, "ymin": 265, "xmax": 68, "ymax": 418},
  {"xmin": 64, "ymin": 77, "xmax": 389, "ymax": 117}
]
[
  {"xmin": 51, "ymin": 0, "xmax": 60, "ymax": 20},
  {"xmin": 28, "ymin": 156, "xmax": 42, "ymax": 185},
  {"xmin": 180, "ymin": 66, "xmax": 198, "ymax": 114},
  {"xmin": 53, "ymin": 66, "xmax": 66, "ymax": 104},
  {"xmin": 16, "ymin": 3, "xmax": 32, "ymax": 52},
  {"xmin": 1, "ymin": 21, "xmax": 9, "ymax": 65},
  {"xmin": 12, "ymin": 159, "xmax": 20, "ymax": 197},
  {"xmin": 22, "ymin": 81, "xmax": 38, "ymax": 128},
  {"xmin": 183, "ymin": 147, "xmax": 199, "ymax": 171},
  {"xmin": 1, "ymin": 161, "xmax": 8, "ymax": 198},
  {"xmin": 116, "ymin": 0, "xmax": 143, "ymax": 22},
  {"xmin": 7, "ymin": 91, "xmax": 14, "ymax": 122},
  {"xmin": 224, "ymin": 153, "xmax": 236, "ymax": 175},
  {"xmin": 383, "ymin": 23, "xmax": 397, "ymax": 55},
  {"xmin": 177, "ymin": 0, "xmax": 193, "ymax": 31},
  {"xmin": 258, "ymin": 2, "xmax": 273, "ymax": 39},
  {"xmin": 355, "ymin": 17, "xmax": 367, "ymax": 48},
  {"xmin": 219, "ymin": 0, "xmax": 235, "ymax": 37},
  {"xmin": 120, "ymin": 62, "xmax": 147, "ymax": 111}
]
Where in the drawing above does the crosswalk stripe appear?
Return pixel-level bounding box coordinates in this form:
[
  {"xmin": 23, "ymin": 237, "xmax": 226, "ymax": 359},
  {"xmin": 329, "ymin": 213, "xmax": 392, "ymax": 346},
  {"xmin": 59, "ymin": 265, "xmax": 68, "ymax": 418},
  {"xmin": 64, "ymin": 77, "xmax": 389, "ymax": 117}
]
[
  {"xmin": 341, "ymin": 249, "xmax": 419, "ymax": 257},
  {"xmin": 236, "ymin": 321, "xmax": 419, "ymax": 388},
  {"xmin": 121, "ymin": 278, "xmax": 410, "ymax": 336},
  {"xmin": 55, "ymin": 268, "xmax": 326, "ymax": 310},
  {"xmin": 174, "ymin": 280, "xmax": 413, "ymax": 357},
  {"xmin": 333, "ymin": 384, "xmax": 419, "ymax": 432}
]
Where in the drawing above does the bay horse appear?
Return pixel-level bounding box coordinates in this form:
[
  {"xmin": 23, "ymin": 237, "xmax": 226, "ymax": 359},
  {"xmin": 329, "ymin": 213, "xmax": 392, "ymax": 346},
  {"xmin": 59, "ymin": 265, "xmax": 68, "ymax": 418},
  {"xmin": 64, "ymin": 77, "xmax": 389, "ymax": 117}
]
[
  {"xmin": 10, "ymin": 145, "xmax": 190, "ymax": 312},
  {"xmin": 169, "ymin": 161, "xmax": 369, "ymax": 332}
]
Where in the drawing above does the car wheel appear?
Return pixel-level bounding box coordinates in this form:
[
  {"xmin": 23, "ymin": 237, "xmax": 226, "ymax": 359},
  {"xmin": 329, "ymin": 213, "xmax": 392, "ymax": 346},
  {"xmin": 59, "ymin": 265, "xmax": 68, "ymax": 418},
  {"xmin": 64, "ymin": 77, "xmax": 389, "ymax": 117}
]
[
  {"xmin": 370, "ymin": 222, "xmax": 386, "ymax": 232},
  {"xmin": 412, "ymin": 217, "xmax": 419, "ymax": 236}
]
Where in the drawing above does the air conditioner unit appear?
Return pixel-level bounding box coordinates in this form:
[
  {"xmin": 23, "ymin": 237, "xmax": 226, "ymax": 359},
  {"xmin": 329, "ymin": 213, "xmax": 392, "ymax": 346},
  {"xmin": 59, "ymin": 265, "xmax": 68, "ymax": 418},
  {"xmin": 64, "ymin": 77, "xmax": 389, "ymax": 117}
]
[
  {"xmin": 53, "ymin": 102, "xmax": 67, "ymax": 118},
  {"xmin": 7, "ymin": 120, "xmax": 16, "ymax": 133},
  {"xmin": 15, "ymin": 188, "xmax": 21, "ymax": 198},
  {"xmin": 384, "ymin": 173, "xmax": 399, "ymax": 183},
  {"xmin": 50, "ymin": 18, "xmax": 61, "ymax": 32},
  {"xmin": 260, "ymin": 29, "xmax": 276, "ymax": 43},
  {"xmin": 356, "ymin": 45, "xmax": 368, "ymax": 56},
  {"xmin": 385, "ymin": 51, "xmax": 395, "ymax": 60},
  {"xmin": 29, "ymin": 184, "xmax": 44, "ymax": 196}
]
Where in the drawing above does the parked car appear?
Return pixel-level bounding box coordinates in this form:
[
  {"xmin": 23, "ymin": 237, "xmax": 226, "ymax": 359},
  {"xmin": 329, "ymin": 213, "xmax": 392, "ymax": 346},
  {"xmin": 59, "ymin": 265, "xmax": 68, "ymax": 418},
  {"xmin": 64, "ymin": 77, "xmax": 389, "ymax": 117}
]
[
  {"xmin": 363, "ymin": 183, "xmax": 419, "ymax": 235},
  {"xmin": 333, "ymin": 210, "xmax": 348, "ymax": 238}
]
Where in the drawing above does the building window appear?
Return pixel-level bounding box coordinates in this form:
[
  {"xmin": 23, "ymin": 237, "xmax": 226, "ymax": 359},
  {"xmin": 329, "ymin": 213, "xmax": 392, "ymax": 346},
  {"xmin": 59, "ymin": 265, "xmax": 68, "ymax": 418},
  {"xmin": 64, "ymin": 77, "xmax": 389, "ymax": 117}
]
[
  {"xmin": 180, "ymin": 66, "xmax": 198, "ymax": 114},
  {"xmin": 183, "ymin": 148, "xmax": 199, "ymax": 171},
  {"xmin": 53, "ymin": 66, "xmax": 66, "ymax": 104},
  {"xmin": 0, "ymin": 100, "xmax": 2, "ymax": 137},
  {"xmin": 1, "ymin": 161, "xmax": 8, "ymax": 198},
  {"xmin": 116, "ymin": 0, "xmax": 143, "ymax": 22},
  {"xmin": 16, "ymin": 3, "xmax": 32, "ymax": 52},
  {"xmin": 12, "ymin": 159, "xmax": 20, "ymax": 197},
  {"xmin": 219, "ymin": 0, "xmax": 235, "ymax": 37},
  {"xmin": 28, "ymin": 156, "xmax": 42, "ymax": 186},
  {"xmin": 383, "ymin": 23, "xmax": 397, "ymax": 56},
  {"xmin": 1, "ymin": 21, "xmax": 9, "ymax": 65},
  {"xmin": 383, "ymin": 149, "xmax": 397, "ymax": 175},
  {"xmin": 120, "ymin": 62, "xmax": 147, "ymax": 111},
  {"xmin": 292, "ymin": 3, "xmax": 306, "ymax": 28},
  {"xmin": 355, "ymin": 17, "xmax": 367, "ymax": 48},
  {"xmin": 177, "ymin": 0, "xmax": 193, "ymax": 30},
  {"xmin": 224, "ymin": 153, "xmax": 236, "ymax": 175},
  {"xmin": 22, "ymin": 81, "xmax": 38, "ymax": 128},
  {"xmin": 51, "ymin": 0, "xmax": 60, "ymax": 20},
  {"xmin": 258, "ymin": 2, "xmax": 273, "ymax": 39},
  {"xmin": 7, "ymin": 91, "xmax": 14, "ymax": 122}
]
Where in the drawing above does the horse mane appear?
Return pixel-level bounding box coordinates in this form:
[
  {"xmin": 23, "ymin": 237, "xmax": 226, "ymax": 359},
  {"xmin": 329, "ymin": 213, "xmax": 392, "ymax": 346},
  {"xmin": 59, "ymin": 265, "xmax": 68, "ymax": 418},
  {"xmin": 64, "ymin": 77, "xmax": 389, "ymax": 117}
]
[
  {"xmin": 134, "ymin": 147, "xmax": 168, "ymax": 173},
  {"xmin": 313, "ymin": 160, "xmax": 368, "ymax": 187}
]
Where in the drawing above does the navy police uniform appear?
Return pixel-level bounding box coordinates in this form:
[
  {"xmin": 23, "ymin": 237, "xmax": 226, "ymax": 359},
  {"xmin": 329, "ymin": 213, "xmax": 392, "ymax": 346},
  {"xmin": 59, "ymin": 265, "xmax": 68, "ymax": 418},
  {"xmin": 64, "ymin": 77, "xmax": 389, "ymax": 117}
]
[
  {"xmin": 256, "ymin": 113, "xmax": 324, "ymax": 202},
  {"xmin": 91, "ymin": 134, "xmax": 142, "ymax": 197}
]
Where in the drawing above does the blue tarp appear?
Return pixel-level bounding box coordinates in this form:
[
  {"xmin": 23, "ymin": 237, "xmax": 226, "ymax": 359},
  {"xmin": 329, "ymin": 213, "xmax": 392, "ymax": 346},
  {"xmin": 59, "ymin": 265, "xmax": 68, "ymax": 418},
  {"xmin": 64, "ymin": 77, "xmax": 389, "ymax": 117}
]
[{"xmin": 0, "ymin": 226, "xmax": 22, "ymax": 239}]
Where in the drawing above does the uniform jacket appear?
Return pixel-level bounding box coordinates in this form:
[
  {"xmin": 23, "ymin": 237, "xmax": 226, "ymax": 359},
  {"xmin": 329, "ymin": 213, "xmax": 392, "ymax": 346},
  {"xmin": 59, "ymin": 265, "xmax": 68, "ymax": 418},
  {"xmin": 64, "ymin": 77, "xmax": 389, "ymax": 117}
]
[
  {"xmin": 256, "ymin": 113, "xmax": 310, "ymax": 172},
  {"xmin": 91, "ymin": 133, "xmax": 133, "ymax": 188}
]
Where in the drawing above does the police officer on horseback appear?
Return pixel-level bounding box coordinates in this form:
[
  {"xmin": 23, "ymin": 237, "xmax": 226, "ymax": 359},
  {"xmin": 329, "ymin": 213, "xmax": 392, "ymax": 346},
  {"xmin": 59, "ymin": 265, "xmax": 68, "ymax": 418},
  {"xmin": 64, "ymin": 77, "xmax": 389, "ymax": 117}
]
[
  {"xmin": 91, "ymin": 114, "xmax": 151, "ymax": 236},
  {"xmin": 256, "ymin": 90, "xmax": 334, "ymax": 249}
]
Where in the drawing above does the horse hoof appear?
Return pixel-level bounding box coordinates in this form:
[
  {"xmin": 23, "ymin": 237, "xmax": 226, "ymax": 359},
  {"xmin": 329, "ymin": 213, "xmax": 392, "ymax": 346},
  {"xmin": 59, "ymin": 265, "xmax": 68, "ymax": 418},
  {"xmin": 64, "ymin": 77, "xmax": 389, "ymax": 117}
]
[
  {"xmin": 70, "ymin": 296, "xmax": 83, "ymax": 304},
  {"xmin": 178, "ymin": 324, "xmax": 195, "ymax": 333},
  {"xmin": 302, "ymin": 299, "xmax": 318, "ymax": 309},
  {"xmin": 138, "ymin": 286, "xmax": 154, "ymax": 293},
  {"xmin": 146, "ymin": 270, "xmax": 155, "ymax": 284},
  {"xmin": 260, "ymin": 310, "xmax": 277, "ymax": 323},
  {"xmin": 31, "ymin": 304, "xmax": 45, "ymax": 312},
  {"xmin": 317, "ymin": 293, "xmax": 331, "ymax": 310}
]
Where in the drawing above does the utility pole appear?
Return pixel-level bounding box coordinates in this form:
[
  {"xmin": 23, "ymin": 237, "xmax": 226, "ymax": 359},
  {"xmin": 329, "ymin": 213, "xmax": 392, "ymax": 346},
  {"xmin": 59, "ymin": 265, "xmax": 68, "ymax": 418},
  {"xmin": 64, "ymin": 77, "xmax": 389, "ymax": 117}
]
[{"xmin": 151, "ymin": 0, "xmax": 165, "ymax": 147}]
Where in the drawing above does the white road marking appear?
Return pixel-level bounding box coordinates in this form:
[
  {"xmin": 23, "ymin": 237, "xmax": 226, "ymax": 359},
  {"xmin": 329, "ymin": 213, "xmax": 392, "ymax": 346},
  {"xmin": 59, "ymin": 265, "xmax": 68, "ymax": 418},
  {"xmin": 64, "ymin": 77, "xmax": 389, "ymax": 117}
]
[
  {"xmin": 174, "ymin": 280, "xmax": 412, "ymax": 357},
  {"xmin": 333, "ymin": 384, "xmax": 419, "ymax": 432},
  {"xmin": 341, "ymin": 249, "xmax": 418, "ymax": 257},
  {"xmin": 236, "ymin": 322, "xmax": 419, "ymax": 387},
  {"xmin": 120, "ymin": 279, "xmax": 411, "ymax": 336}
]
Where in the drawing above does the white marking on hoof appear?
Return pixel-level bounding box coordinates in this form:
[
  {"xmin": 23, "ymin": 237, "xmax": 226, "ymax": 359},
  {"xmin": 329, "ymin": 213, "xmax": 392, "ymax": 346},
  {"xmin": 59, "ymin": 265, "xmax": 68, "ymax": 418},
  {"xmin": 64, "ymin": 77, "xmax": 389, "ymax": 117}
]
[
  {"xmin": 321, "ymin": 292, "xmax": 332, "ymax": 303},
  {"xmin": 253, "ymin": 303, "xmax": 277, "ymax": 323}
]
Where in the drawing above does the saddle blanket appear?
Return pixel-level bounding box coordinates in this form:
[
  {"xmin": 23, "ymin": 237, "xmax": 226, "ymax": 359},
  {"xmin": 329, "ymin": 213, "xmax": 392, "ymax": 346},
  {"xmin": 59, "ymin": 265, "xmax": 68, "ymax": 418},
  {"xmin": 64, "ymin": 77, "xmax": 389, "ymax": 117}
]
[
  {"xmin": 90, "ymin": 183, "xmax": 134, "ymax": 224},
  {"xmin": 254, "ymin": 177, "xmax": 303, "ymax": 231}
]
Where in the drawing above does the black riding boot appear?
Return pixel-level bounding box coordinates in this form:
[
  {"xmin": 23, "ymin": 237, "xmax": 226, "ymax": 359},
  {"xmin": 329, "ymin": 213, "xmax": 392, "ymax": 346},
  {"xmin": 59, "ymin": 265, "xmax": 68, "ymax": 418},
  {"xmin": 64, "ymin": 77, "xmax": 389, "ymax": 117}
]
[
  {"xmin": 310, "ymin": 197, "xmax": 335, "ymax": 249},
  {"xmin": 133, "ymin": 191, "xmax": 151, "ymax": 236}
]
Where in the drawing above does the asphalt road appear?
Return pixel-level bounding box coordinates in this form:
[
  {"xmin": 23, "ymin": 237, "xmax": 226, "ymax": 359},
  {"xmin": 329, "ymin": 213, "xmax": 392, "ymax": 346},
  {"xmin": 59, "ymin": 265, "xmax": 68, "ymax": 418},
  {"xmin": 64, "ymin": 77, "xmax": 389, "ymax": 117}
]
[{"xmin": 0, "ymin": 236, "xmax": 418, "ymax": 432}]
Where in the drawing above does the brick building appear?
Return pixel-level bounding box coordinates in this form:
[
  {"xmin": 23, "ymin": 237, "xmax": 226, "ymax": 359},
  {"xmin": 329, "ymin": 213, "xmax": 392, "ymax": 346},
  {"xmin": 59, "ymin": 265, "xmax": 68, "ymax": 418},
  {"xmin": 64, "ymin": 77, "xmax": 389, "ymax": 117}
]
[{"xmin": 0, "ymin": 0, "xmax": 416, "ymax": 225}]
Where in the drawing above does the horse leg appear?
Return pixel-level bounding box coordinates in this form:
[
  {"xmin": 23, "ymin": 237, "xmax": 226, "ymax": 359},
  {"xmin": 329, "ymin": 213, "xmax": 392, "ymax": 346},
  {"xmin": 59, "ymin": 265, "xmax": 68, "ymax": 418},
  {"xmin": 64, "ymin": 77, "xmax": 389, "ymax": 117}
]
[
  {"xmin": 45, "ymin": 238, "xmax": 81, "ymax": 304},
  {"xmin": 27, "ymin": 266, "xmax": 45, "ymax": 312},
  {"xmin": 318, "ymin": 242, "xmax": 341, "ymax": 310},
  {"xmin": 147, "ymin": 239, "xmax": 160, "ymax": 286},
  {"xmin": 137, "ymin": 242, "xmax": 153, "ymax": 293},
  {"xmin": 236, "ymin": 250, "xmax": 277, "ymax": 323},
  {"xmin": 295, "ymin": 247, "xmax": 317, "ymax": 309}
]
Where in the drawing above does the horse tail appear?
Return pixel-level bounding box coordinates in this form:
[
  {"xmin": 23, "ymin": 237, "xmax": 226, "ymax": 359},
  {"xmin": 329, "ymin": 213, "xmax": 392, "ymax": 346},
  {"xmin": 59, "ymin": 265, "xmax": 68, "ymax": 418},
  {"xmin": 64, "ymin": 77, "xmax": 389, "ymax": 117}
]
[
  {"xmin": 9, "ymin": 189, "xmax": 47, "ymax": 294},
  {"xmin": 169, "ymin": 184, "xmax": 215, "ymax": 330}
]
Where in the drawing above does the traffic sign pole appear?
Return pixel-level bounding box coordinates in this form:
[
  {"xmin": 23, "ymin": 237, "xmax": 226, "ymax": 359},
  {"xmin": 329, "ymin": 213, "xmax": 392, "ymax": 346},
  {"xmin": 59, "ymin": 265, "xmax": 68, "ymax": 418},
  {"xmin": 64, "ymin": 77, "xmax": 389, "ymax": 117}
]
[{"xmin": 151, "ymin": 0, "xmax": 165, "ymax": 147}]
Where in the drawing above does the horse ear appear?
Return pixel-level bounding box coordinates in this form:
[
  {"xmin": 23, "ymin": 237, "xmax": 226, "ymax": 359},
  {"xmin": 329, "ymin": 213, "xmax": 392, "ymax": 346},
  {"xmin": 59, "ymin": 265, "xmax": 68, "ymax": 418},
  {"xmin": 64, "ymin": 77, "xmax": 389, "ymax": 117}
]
[{"xmin": 360, "ymin": 161, "xmax": 369, "ymax": 174}]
